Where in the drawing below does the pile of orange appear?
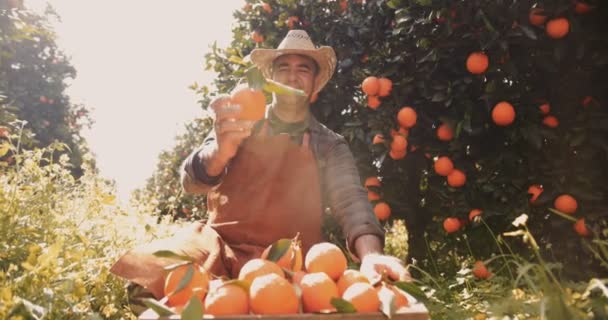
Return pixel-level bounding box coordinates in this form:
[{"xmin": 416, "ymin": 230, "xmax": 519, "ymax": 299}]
[
  {"xmin": 361, "ymin": 76, "xmax": 393, "ymax": 110},
  {"xmin": 159, "ymin": 238, "xmax": 411, "ymax": 316}
]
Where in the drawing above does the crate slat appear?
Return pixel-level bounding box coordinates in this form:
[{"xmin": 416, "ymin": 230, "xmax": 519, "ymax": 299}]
[{"xmin": 139, "ymin": 302, "xmax": 429, "ymax": 320}]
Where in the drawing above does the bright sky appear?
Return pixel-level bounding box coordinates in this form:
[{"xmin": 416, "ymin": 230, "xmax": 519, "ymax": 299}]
[{"xmin": 28, "ymin": 0, "xmax": 242, "ymax": 201}]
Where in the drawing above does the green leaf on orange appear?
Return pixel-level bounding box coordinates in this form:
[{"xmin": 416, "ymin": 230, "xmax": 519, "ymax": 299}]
[
  {"xmin": 330, "ymin": 297, "xmax": 357, "ymax": 313},
  {"xmin": 168, "ymin": 264, "xmax": 194, "ymax": 296},
  {"xmin": 393, "ymin": 281, "xmax": 427, "ymax": 302},
  {"xmin": 180, "ymin": 296, "xmax": 204, "ymax": 320},
  {"xmin": 266, "ymin": 238, "xmax": 292, "ymax": 262}
]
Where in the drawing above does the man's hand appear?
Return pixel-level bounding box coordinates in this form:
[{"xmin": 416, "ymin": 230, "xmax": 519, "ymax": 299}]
[
  {"xmin": 204, "ymin": 95, "xmax": 255, "ymax": 176},
  {"xmin": 360, "ymin": 253, "xmax": 411, "ymax": 284}
]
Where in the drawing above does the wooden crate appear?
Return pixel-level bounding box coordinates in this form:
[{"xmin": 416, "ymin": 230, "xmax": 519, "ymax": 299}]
[{"xmin": 138, "ymin": 301, "xmax": 429, "ymax": 320}]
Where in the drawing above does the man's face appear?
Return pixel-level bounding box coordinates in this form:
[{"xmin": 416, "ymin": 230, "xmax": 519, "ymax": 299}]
[{"xmin": 271, "ymin": 54, "xmax": 318, "ymax": 98}]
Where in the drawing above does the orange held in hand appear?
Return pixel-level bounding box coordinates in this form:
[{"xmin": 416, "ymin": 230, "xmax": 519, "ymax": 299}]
[
  {"xmin": 376, "ymin": 283, "xmax": 409, "ymax": 310},
  {"xmin": 300, "ymin": 272, "xmax": 339, "ymax": 313},
  {"xmin": 305, "ymin": 242, "xmax": 347, "ymax": 281},
  {"xmin": 231, "ymin": 87, "xmax": 267, "ymax": 121},
  {"xmin": 492, "ymin": 101, "xmax": 516, "ymax": 126},
  {"xmin": 466, "ymin": 52, "xmax": 489, "ymax": 74},
  {"xmin": 249, "ymin": 273, "xmax": 299, "ymax": 314},
  {"xmin": 163, "ymin": 263, "xmax": 210, "ymax": 307}
]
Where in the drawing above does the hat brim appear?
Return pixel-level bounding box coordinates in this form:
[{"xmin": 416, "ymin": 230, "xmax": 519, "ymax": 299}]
[{"xmin": 249, "ymin": 47, "xmax": 336, "ymax": 95}]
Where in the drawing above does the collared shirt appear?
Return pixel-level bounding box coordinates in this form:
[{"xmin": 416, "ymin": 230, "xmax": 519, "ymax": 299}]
[{"xmin": 181, "ymin": 113, "xmax": 385, "ymax": 254}]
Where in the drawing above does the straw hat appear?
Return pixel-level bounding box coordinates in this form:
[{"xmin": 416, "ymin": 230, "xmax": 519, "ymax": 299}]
[{"xmin": 249, "ymin": 30, "xmax": 337, "ymax": 95}]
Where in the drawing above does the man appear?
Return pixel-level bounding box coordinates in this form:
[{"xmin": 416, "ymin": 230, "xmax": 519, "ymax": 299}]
[
  {"xmin": 110, "ymin": 30, "xmax": 407, "ymax": 307},
  {"xmin": 181, "ymin": 30, "xmax": 408, "ymax": 283}
]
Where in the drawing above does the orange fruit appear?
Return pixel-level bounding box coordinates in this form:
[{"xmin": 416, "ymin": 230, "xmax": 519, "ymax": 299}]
[
  {"xmin": 364, "ymin": 176, "xmax": 381, "ymax": 188},
  {"xmin": 397, "ymin": 107, "xmax": 417, "ymax": 128},
  {"xmin": 528, "ymin": 184, "xmax": 543, "ymax": 204},
  {"xmin": 249, "ymin": 273, "xmax": 299, "ymax": 314},
  {"xmin": 231, "ymin": 87, "xmax": 266, "ymax": 121},
  {"xmin": 0, "ymin": 127, "xmax": 9, "ymax": 138},
  {"xmin": 300, "ymin": 272, "xmax": 339, "ymax": 313},
  {"xmin": 390, "ymin": 127, "xmax": 409, "ymax": 138},
  {"xmin": 529, "ymin": 8, "xmax": 547, "ymax": 26},
  {"xmin": 472, "ymin": 261, "xmax": 491, "ymax": 279},
  {"xmin": 342, "ymin": 282, "xmax": 380, "ymax": 313},
  {"xmin": 443, "ymin": 217, "xmax": 461, "ymax": 233},
  {"xmin": 575, "ymin": 2, "xmax": 593, "ymax": 14},
  {"xmin": 466, "ymin": 52, "xmax": 489, "ymax": 74},
  {"xmin": 362, "ymin": 76, "xmax": 380, "ymax": 96},
  {"xmin": 261, "ymin": 238, "xmax": 303, "ymax": 272},
  {"xmin": 468, "ymin": 209, "xmax": 482, "ymax": 221},
  {"xmin": 378, "ymin": 77, "xmax": 393, "ymax": 97},
  {"xmin": 574, "ymin": 218, "xmax": 590, "ymax": 237},
  {"xmin": 554, "ymin": 194, "xmax": 578, "ymax": 214},
  {"xmin": 539, "ymin": 103, "xmax": 550, "ymax": 115},
  {"xmin": 337, "ymin": 270, "xmax": 370, "ymax": 296},
  {"xmin": 204, "ymin": 282, "xmax": 249, "ymax": 315},
  {"xmin": 447, "ymin": 169, "xmax": 466, "ymax": 187},
  {"xmin": 437, "ymin": 123, "xmax": 454, "ymax": 141},
  {"xmin": 492, "ymin": 101, "xmax": 516, "ymax": 126},
  {"xmin": 434, "ymin": 156, "xmax": 454, "ymax": 176},
  {"xmin": 389, "ymin": 149, "xmax": 407, "ymax": 160},
  {"xmin": 251, "ymin": 30, "xmax": 265, "ymax": 43},
  {"xmin": 546, "ymin": 18, "xmax": 569, "ymax": 39},
  {"xmin": 367, "ymin": 95, "xmax": 381, "ymax": 109},
  {"xmin": 390, "ymin": 135, "xmax": 408, "ymax": 152},
  {"xmin": 164, "ymin": 263, "xmax": 210, "ymax": 307},
  {"xmin": 542, "ymin": 115, "xmax": 559, "ymax": 128},
  {"xmin": 286, "ymin": 16, "xmax": 299, "ymax": 29},
  {"xmin": 372, "ymin": 134, "xmax": 385, "ymax": 145},
  {"xmin": 374, "ymin": 202, "xmax": 391, "ymax": 221},
  {"xmin": 305, "ymin": 242, "xmax": 347, "ymax": 281},
  {"xmin": 368, "ymin": 191, "xmax": 381, "ymax": 201},
  {"xmin": 582, "ymin": 96, "xmax": 595, "ymax": 107},
  {"xmin": 376, "ymin": 283, "xmax": 409, "ymax": 310},
  {"xmin": 238, "ymin": 258, "xmax": 284, "ymax": 284}
]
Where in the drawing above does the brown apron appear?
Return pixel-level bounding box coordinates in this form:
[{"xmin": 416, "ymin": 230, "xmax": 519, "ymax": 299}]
[{"xmin": 110, "ymin": 121, "xmax": 323, "ymax": 299}]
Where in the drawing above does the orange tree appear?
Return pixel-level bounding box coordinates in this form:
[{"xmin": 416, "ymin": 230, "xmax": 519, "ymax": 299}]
[
  {"xmin": 150, "ymin": 0, "xmax": 608, "ymax": 280},
  {"xmin": 0, "ymin": 0, "xmax": 92, "ymax": 175}
]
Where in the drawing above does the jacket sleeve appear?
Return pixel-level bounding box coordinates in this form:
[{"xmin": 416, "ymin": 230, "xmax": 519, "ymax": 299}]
[
  {"xmin": 323, "ymin": 136, "xmax": 385, "ymax": 256},
  {"xmin": 180, "ymin": 131, "xmax": 226, "ymax": 195}
]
